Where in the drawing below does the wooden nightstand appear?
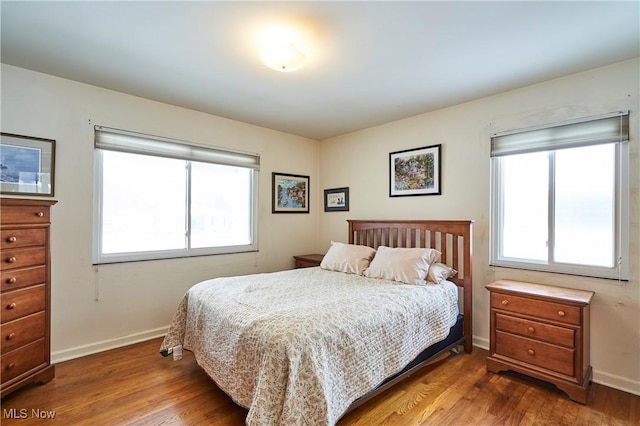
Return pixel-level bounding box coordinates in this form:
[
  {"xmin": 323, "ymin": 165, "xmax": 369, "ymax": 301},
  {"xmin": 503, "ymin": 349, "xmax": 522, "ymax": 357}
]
[
  {"xmin": 293, "ymin": 254, "xmax": 324, "ymax": 268},
  {"xmin": 486, "ymin": 279, "xmax": 594, "ymax": 404}
]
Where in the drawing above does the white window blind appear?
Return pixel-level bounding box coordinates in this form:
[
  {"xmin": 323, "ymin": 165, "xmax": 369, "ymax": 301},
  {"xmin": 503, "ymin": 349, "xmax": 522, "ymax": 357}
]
[
  {"xmin": 491, "ymin": 111, "xmax": 629, "ymax": 156},
  {"xmin": 95, "ymin": 126, "xmax": 260, "ymax": 169}
]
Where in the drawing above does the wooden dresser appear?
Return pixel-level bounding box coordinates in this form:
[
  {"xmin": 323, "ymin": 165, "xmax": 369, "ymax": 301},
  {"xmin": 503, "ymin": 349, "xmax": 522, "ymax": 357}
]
[
  {"xmin": 1, "ymin": 198, "xmax": 57, "ymax": 397},
  {"xmin": 486, "ymin": 279, "xmax": 594, "ymax": 404}
]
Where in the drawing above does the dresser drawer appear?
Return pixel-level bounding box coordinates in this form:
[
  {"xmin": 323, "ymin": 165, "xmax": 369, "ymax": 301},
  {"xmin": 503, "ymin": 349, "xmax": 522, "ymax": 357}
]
[
  {"xmin": 0, "ymin": 247, "xmax": 46, "ymax": 271},
  {"xmin": 0, "ymin": 205, "xmax": 50, "ymax": 225},
  {"xmin": 495, "ymin": 313, "xmax": 575, "ymax": 348},
  {"xmin": 496, "ymin": 330, "xmax": 575, "ymax": 377},
  {"xmin": 1, "ymin": 338, "xmax": 46, "ymax": 383},
  {"xmin": 1, "ymin": 265, "xmax": 46, "ymax": 293},
  {"xmin": 491, "ymin": 292, "xmax": 581, "ymax": 326},
  {"xmin": 1, "ymin": 228, "xmax": 46, "ymax": 249},
  {"xmin": 0, "ymin": 312, "xmax": 45, "ymax": 353},
  {"xmin": 1, "ymin": 285, "xmax": 46, "ymax": 324}
]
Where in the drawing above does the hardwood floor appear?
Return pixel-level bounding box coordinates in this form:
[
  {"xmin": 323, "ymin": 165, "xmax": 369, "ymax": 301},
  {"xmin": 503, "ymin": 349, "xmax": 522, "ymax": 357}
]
[{"xmin": 1, "ymin": 338, "xmax": 638, "ymax": 425}]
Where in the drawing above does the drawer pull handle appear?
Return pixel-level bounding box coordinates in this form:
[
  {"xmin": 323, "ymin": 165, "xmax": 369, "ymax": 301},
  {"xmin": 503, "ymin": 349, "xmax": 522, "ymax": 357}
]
[
  {"xmin": 6, "ymin": 236, "xmax": 17, "ymax": 243},
  {"xmin": 501, "ymin": 300, "xmax": 509, "ymax": 306},
  {"xmin": 6, "ymin": 332, "xmax": 16, "ymax": 340},
  {"xmin": 6, "ymin": 256, "xmax": 17, "ymax": 264},
  {"xmin": 6, "ymin": 363, "xmax": 16, "ymax": 371},
  {"xmin": 557, "ymin": 310, "xmax": 566, "ymax": 317},
  {"xmin": 527, "ymin": 349, "xmax": 535, "ymax": 356},
  {"xmin": 527, "ymin": 326, "xmax": 535, "ymax": 333},
  {"xmin": 36, "ymin": 211, "xmax": 44, "ymax": 217},
  {"xmin": 6, "ymin": 277, "xmax": 17, "ymax": 284},
  {"xmin": 6, "ymin": 302, "xmax": 16, "ymax": 310}
]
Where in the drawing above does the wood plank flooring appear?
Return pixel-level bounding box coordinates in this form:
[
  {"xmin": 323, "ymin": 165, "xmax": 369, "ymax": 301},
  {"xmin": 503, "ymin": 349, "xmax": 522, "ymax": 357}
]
[{"xmin": 1, "ymin": 337, "xmax": 638, "ymax": 425}]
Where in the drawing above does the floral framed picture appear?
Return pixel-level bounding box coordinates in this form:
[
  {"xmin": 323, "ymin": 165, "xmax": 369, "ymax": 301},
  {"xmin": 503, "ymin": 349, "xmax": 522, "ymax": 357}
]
[
  {"xmin": 1, "ymin": 132, "xmax": 56, "ymax": 196},
  {"xmin": 324, "ymin": 187, "xmax": 349, "ymax": 212},
  {"xmin": 272, "ymin": 172, "xmax": 309, "ymax": 213},
  {"xmin": 389, "ymin": 144, "xmax": 441, "ymax": 197}
]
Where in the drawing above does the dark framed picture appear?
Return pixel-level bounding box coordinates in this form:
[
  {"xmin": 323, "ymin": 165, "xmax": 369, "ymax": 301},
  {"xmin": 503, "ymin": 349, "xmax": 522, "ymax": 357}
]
[
  {"xmin": 389, "ymin": 144, "xmax": 441, "ymax": 197},
  {"xmin": 272, "ymin": 172, "xmax": 309, "ymax": 213},
  {"xmin": 324, "ymin": 187, "xmax": 349, "ymax": 212},
  {"xmin": 1, "ymin": 133, "xmax": 56, "ymax": 196}
]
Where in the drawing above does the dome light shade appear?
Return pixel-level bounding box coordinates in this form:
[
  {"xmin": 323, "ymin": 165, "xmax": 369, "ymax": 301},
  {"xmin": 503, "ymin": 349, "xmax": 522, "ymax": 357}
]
[{"xmin": 260, "ymin": 42, "xmax": 308, "ymax": 72}]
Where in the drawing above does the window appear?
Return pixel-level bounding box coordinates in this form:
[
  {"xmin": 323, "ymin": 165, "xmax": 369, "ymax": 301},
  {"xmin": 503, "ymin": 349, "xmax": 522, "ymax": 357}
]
[
  {"xmin": 490, "ymin": 112, "xmax": 629, "ymax": 280},
  {"xmin": 93, "ymin": 127, "xmax": 259, "ymax": 264}
]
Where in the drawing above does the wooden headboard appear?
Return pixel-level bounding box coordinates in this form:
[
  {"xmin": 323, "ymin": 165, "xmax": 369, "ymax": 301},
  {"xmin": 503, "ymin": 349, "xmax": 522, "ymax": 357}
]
[{"xmin": 347, "ymin": 219, "xmax": 473, "ymax": 353}]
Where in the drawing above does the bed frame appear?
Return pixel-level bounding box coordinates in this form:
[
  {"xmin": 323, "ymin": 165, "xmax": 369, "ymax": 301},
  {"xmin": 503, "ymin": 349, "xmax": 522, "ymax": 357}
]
[{"xmin": 345, "ymin": 219, "xmax": 473, "ymax": 412}]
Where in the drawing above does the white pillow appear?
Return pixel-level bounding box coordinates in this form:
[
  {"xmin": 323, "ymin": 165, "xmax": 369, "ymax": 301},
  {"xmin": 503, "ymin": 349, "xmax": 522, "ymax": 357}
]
[
  {"xmin": 427, "ymin": 262, "xmax": 458, "ymax": 283},
  {"xmin": 364, "ymin": 246, "xmax": 441, "ymax": 284},
  {"xmin": 320, "ymin": 241, "xmax": 376, "ymax": 275}
]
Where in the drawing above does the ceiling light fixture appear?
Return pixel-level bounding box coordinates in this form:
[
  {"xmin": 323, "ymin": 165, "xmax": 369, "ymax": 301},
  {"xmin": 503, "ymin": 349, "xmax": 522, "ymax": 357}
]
[
  {"xmin": 260, "ymin": 43, "xmax": 308, "ymax": 72},
  {"xmin": 259, "ymin": 26, "xmax": 309, "ymax": 72}
]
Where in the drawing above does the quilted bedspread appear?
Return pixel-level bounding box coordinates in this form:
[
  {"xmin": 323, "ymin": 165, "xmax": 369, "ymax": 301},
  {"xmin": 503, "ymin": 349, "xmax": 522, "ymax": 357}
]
[{"xmin": 160, "ymin": 267, "xmax": 458, "ymax": 426}]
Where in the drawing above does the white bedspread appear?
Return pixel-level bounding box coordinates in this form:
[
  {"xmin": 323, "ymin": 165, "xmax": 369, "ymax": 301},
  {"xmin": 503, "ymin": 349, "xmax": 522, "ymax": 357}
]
[{"xmin": 160, "ymin": 267, "xmax": 458, "ymax": 426}]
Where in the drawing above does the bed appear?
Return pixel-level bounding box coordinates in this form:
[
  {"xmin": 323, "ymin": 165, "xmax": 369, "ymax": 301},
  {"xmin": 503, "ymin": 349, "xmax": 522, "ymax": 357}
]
[{"xmin": 160, "ymin": 219, "xmax": 473, "ymax": 425}]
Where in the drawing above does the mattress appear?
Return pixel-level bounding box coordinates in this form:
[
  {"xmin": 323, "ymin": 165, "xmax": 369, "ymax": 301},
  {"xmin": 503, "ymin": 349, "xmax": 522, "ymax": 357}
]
[{"xmin": 160, "ymin": 266, "xmax": 459, "ymax": 426}]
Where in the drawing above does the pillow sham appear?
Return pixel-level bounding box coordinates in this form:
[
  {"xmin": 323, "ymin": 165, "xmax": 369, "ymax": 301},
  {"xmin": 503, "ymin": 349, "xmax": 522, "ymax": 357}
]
[
  {"xmin": 320, "ymin": 241, "xmax": 376, "ymax": 275},
  {"xmin": 364, "ymin": 246, "xmax": 441, "ymax": 285},
  {"xmin": 427, "ymin": 262, "xmax": 458, "ymax": 283}
]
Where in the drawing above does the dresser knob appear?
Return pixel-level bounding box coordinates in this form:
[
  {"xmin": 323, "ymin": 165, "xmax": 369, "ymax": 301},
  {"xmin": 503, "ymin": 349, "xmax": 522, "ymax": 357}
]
[
  {"xmin": 527, "ymin": 326, "xmax": 535, "ymax": 333},
  {"xmin": 6, "ymin": 332, "xmax": 16, "ymax": 340},
  {"xmin": 6, "ymin": 236, "xmax": 17, "ymax": 243},
  {"xmin": 6, "ymin": 363, "xmax": 16, "ymax": 370},
  {"xmin": 501, "ymin": 300, "xmax": 509, "ymax": 306},
  {"xmin": 6, "ymin": 302, "xmax": 16, "ymax": 310},
  {"xmin": 557, "ymin": 310, "xmax": 566, "ymax": 317},
  {"xmin": 36, "ymin": 211, "xmax": 44, "ymax": 217},
  {"xmin": 6, "ymin": 256, "xmax": 17, "ymax": 264},
  {"xmin": 527, "ymin": 349, "xmax": 535, "ymax": 356},
  {"xmin": 6, "ymin": 277, "xmax": 17, "ymax": 284}
]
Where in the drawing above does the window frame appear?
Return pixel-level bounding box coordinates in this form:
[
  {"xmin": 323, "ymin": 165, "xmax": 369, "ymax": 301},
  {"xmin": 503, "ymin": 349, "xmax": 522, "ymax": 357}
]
[
  {"xmin": 489, "ymin": 112, "xmax": 629, "ymax": 280},
  {"xmin": 92, "ymin": 127, "xmax": 259, "ymax": 265}
]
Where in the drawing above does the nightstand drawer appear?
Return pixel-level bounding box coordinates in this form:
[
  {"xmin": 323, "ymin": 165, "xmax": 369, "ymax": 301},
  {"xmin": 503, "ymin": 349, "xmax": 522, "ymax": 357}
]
[
  {"xmin": 495, "ymin": 313, "xmax": 575, "ymax": 348},
  {"xmin": 293, "ymin": 254, "xmax": 324, "ymax": 268},
  {"xmin": 495, "ymin": 331, "xmax": 575, "ymax": 377},
  {"xmin": 491, "ymin": 292, "xmax": 581, "ymax": 326},
  {"xmin": 1, "ymin": 312, "xmax": 45, "ymax": 353}
]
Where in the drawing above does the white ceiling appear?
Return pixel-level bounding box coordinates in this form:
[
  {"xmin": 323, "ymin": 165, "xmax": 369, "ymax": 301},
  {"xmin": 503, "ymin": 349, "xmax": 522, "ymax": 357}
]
[{"xmin": 1, "ymin": 1, "xmax": 638, "ymax": 140}]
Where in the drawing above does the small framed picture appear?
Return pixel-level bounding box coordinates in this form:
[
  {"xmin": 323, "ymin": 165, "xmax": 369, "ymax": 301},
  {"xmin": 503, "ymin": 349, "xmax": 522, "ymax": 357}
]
[
  {"xmin": 1, "ymin": 133, "xmax": 56, "ymax": 196},
  {"xmin": 389, "ymin": 144, "xmax": 441, "ymax": 197},
  {"xmin": 324, "ymin": 187, "xmax": 349, "ymax": 212},
  {"xmin": 272, "ymin": 172, "xmax": 310, "ymax": 213}
]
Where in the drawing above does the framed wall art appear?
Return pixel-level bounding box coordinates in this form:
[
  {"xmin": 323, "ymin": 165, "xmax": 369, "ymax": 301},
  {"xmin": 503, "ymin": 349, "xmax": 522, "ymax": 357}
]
[
  {"xmin": 1, "ymin": 132, "xmax": 56, "ymax": 196},
  {"xmin": 272, "ymin": 172, "xmax": 309, "ymax": 213},
  {"xmin": 324, "ymin": 187, "xmax": 349, "ymax": 212},
  {"xmin": 389, "ymin": 144, "xmax": 441, "ymax": 197}
]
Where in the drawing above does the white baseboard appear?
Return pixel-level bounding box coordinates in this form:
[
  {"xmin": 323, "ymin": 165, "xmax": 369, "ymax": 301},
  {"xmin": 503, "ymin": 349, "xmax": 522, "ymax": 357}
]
[
  {"xmin": 472, "ymin": 335, "xmax": 489, "ymax": 351},
  {"xmin": 471, "ymin": 336, "xmax": 640, "ymax": 397},
  {"xmin": 51, "ymin": 326, "xmax": 168, "ymax": 364},
  {"xmin": 592, "ymin": 369, "xmax": 640, "ymax": 397}
]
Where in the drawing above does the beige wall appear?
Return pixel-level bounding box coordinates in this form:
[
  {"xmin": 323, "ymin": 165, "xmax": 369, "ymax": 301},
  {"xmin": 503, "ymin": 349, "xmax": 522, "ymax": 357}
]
[
  {"xmin": 319, "ymin": 59, "xmax": 640, "ymax": 395},
  {"xmin": 2, "ymin": 58, "xmax": 638, "ymax": 396},
  {"xmin": 1, "ymin": 64, "xmax": 320, "ymax": 360}
]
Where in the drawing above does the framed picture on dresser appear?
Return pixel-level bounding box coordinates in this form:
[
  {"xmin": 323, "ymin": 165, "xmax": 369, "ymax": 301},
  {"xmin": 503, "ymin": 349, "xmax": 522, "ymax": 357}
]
[{"xmin": 0, "ymin": 133, "xmax": 56, "ymax": 196}]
